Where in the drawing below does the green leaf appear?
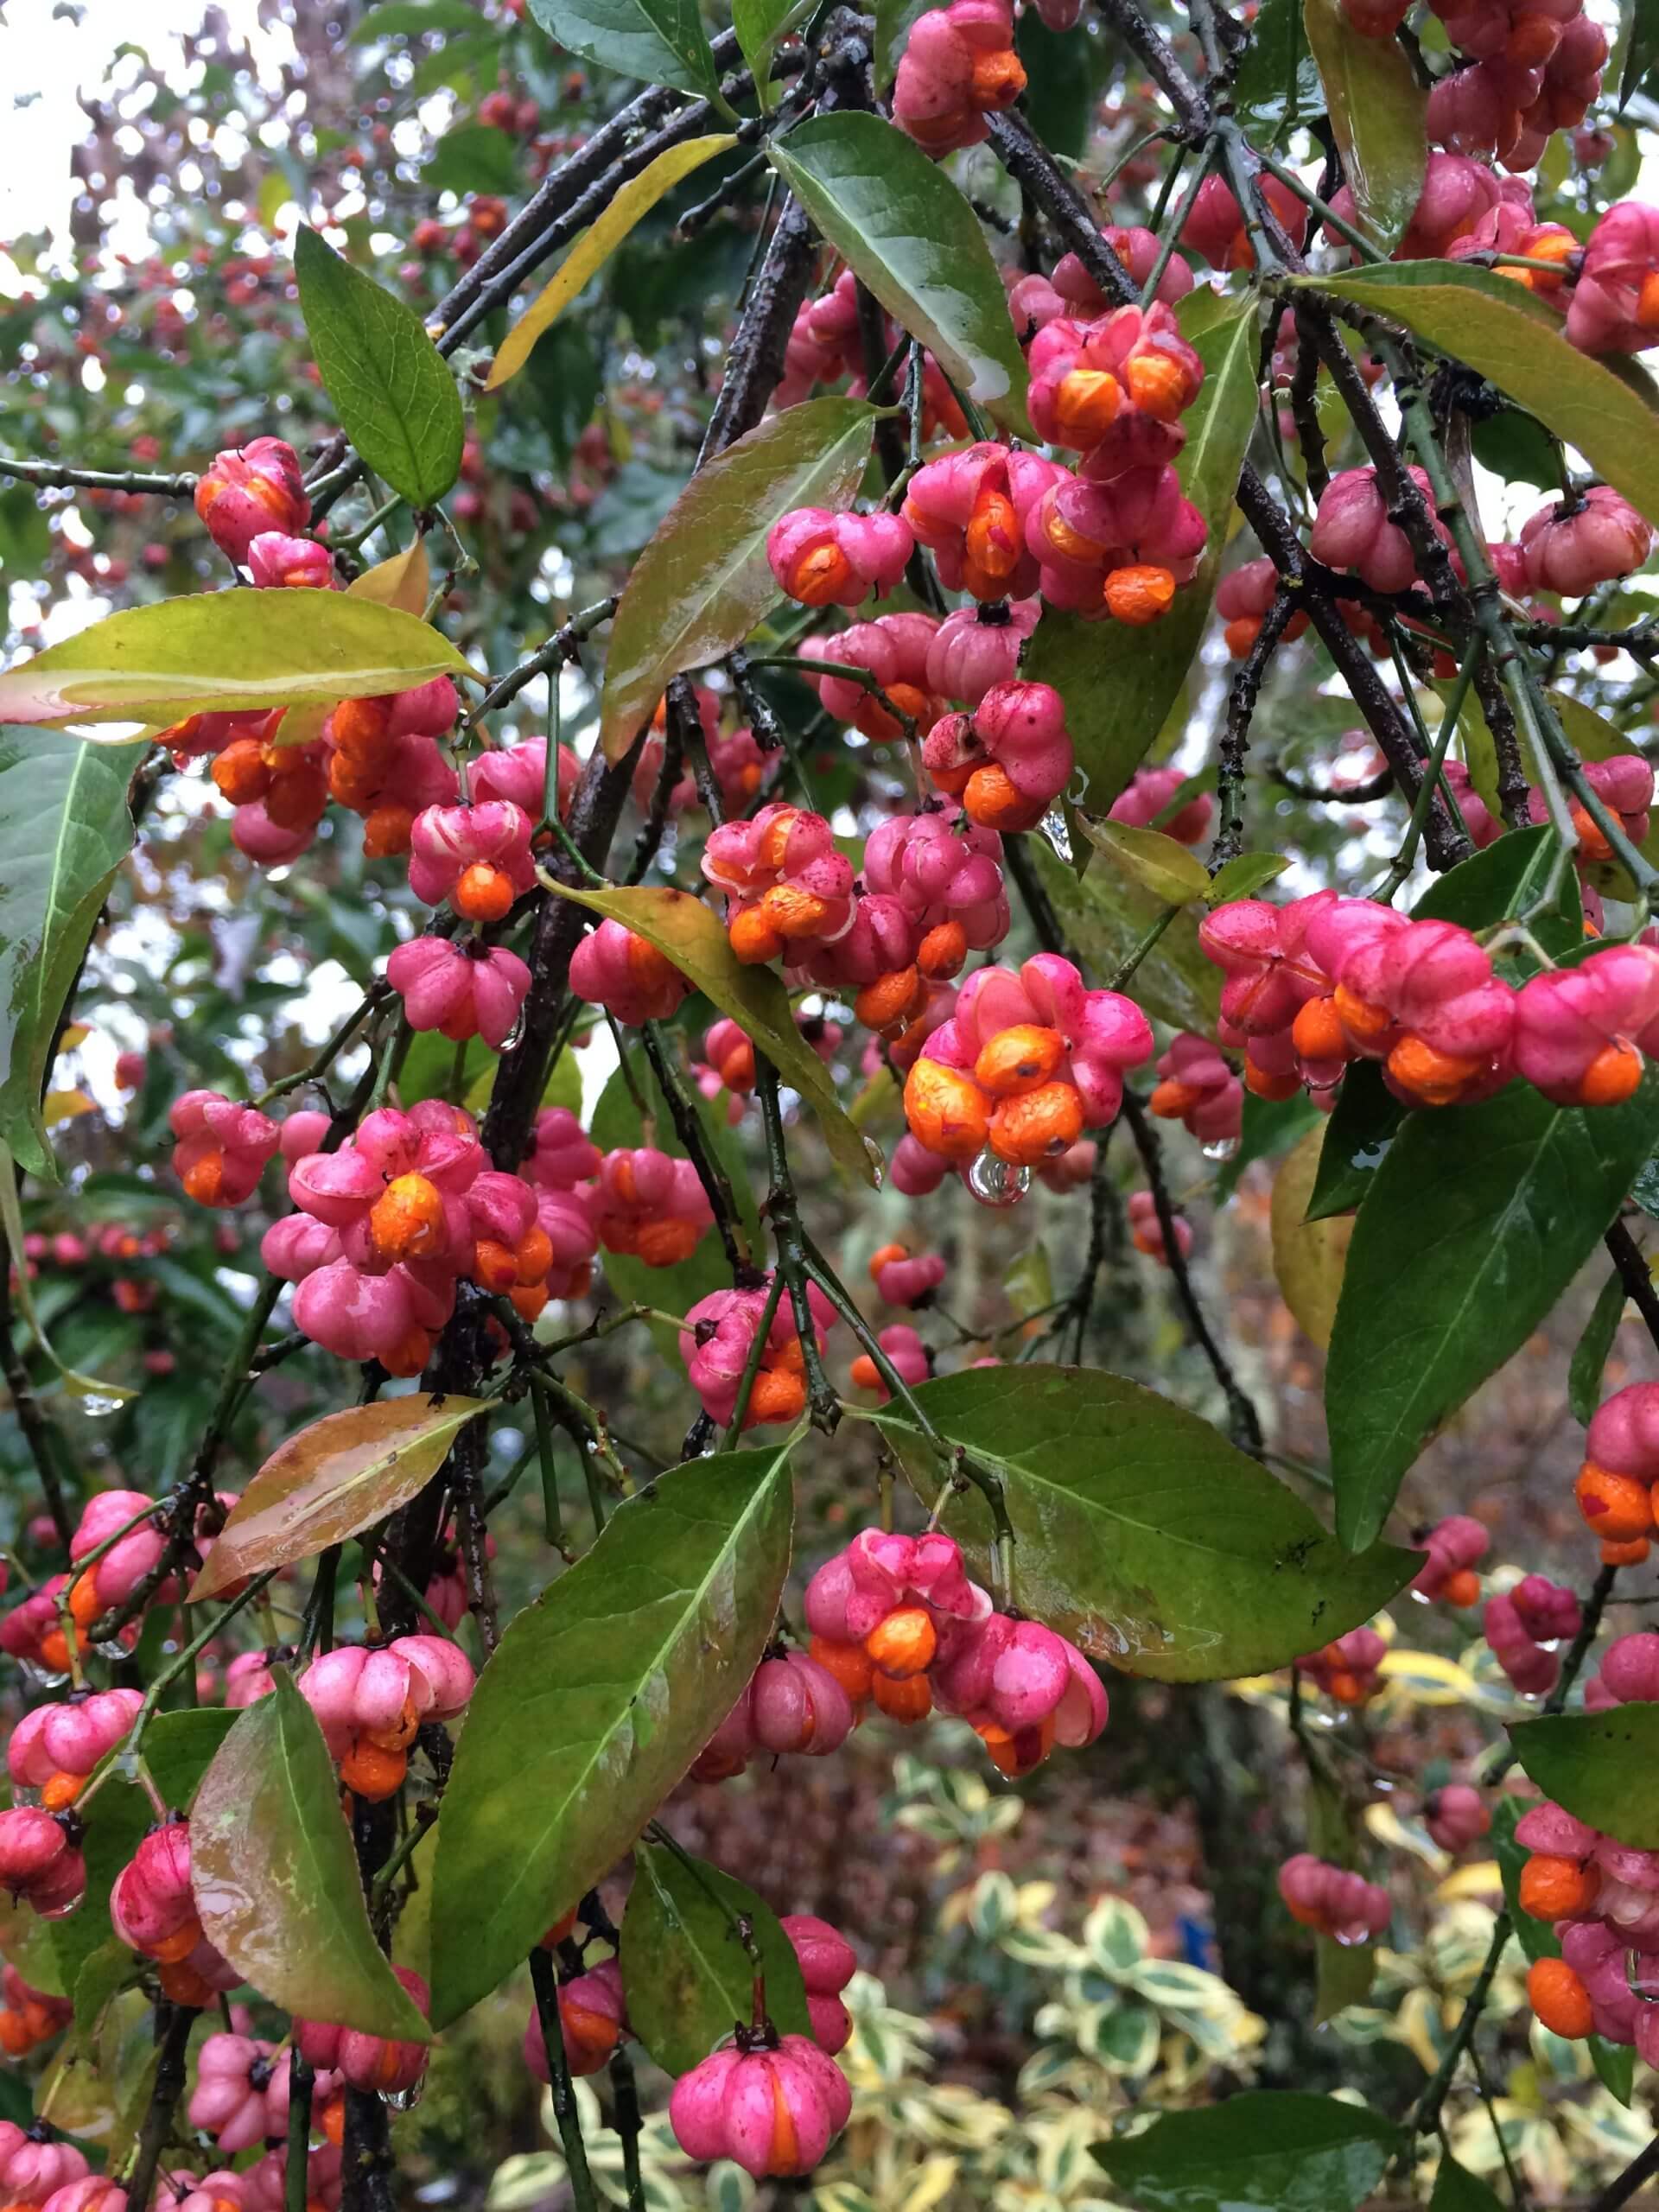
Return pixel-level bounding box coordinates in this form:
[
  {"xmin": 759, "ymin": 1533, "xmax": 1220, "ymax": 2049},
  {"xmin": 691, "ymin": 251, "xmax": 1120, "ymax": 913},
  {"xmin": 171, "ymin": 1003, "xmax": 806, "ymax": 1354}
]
[
  {"xmin": 598, "ymin": 397, "xmax": 880, "ymax": 760},
  {"xmin": 1414, "ymin": 823, "xmax": 1580, "ymax": 950},
  {"xmin": 429, "ymin": 1445, "xmax": 796, "ymax": 2027},
  {"xmin": 1509, "ymin": 1703, "xmax": 1659, "ymax": 1847},
  {"xmin": 487, "ymin": 137, "xmax": 738, "ymax": 388},
  {"xmin": 1593, "ymin": 2034, "xmax": 1638, "ymax": 2104},
  {"xmin": 192, "ymin": 1670, "xmax": 433, "ymax": 2038},
  {"xmin": 1326, "ymin": 1073, "xmax": 1659, "ymax": 1548},
  {"xmin": 1093, "ymin": 2093, "xmax": 1400, "ymax": 2212},
  {"xmin": 146, "ymin": 1707, "xmax": 240, "ymax": 1808},
  {"xmin": 1028, "ymin": 836, "xmax": 1221, "ymax": 1039},
  {"xmin": 1235, "ymin": 0, "xmax": 1324, "ymax": 143},
  {"xmin": 423, "ymin": 123, "xmax": 523, "ymax": 198},
  {"xmin": 540, "ymin": 881, "xmax": 880, "ymax": 1185},
  {"xmin": 620, "ymin": 1841, "xmax": 811, "ymax": 2072},
  {"xmin": 1023, "ymin": 295, "xmax": 1261, "ymax": 807},
  {"xmin": 351, "ymin": 0, "xmax": 484, "ymax": 37},
  {"xmin": 1298, "ymin": 263, "xmax": 1659, "ymax": 531},
  {"xmin": 1569, "ymin": 1270, "xmax": 1627, "ymax": 1427},
  {"xmin": 734, "ymin": 0, "xmax": 805, "ymax": 102},
  {"xmin": 1207, "ymin": 852, "xmax": 1292, "ymax": 903},
  {"xmin": 1076, "ymin": 818, "xmax": 1212, "ymax": 905},
  {"xmin": 873, "ymin": 0, "xmax": 933, "ymax": 86},
  {"xmin": 1621, "ymin": 0, "xmax": 1659, "ymax": 105},
  {"xmin": 767, "ymin": 114, "xmax": 1031, "ymax": 435},
  {"xmin": 71, "ymin": 1942, "xmax": 139, "ymax": 2038},
  {"xmin": 590, "ymin": 1060, "xmax": 760, "ymax": 1353},
  {"xmin": 1016, "ymin": 10, "xmax": 1096, "ymax": 161},
  {"xmin": 526, "ymin": 0, "xmax": 721, "ymax": 99},
  {"xmin": 1491, "ymin": 1797, "xmax": 1558, "ymax": 1966},
  {"xmin": 1431, "ymin": 2157, "xmax": 1505, "ymax": 2212},
  {"xmin": 1302, "ymin": 0, "xmax": 1427, "ymax": 253},
  {"xmin": 0, "ymin": 1145, "xmax": 134, "ymax": 1402},
  {"xmin": 1470, "ymin": 408, "xmax": 1561, "ymax": 491},
  {"xmin": 0, "ymin": 593, "xmax": 472, "ymax": 729},
  {"xmin": 874, "ymin": 1364, "xmax": 1415, "ymax": 1681},
  {"xmin": 295, "ymin": 226, "xmax": 464, "ymax": 508},
  {"xmin": 0, "ymin": 486, "xmax": 51, "ymax": 579},
  {"xmin": 0, "ymin": 730, "xmax": 145, "ymax": 1177},
  {"xmin": 191, "ymin": 1393, "xmax": 492, "ymax": 1599}
]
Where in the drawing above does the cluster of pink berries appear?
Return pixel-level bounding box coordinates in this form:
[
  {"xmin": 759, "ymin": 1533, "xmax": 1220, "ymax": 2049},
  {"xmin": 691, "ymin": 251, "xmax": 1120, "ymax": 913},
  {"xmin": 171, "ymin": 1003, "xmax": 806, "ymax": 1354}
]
[
  {"xmin": 919, "ymin": 682, "xmax": 1077, "ymax": 836},
  {"xmin": 1127, "ymin": 1189, "xmax": 1192, "ymax": 1265},
  {"xmin": 188, "ymin": 2033, "xmax": 333, "ymax": 2154},
  {"xmin": 1410, "ymin": 1513, "xmax": 1490, "ymax": 1606},
  {"xmin": 1425, "ymin": 1783, "xmax": 1491, "ymax": 1852},
  {"xmin": 1181, "ymin": 175, "xmax": 1310, "ymax": 273},
  {"xmin": 1296, "ymin": 1627, "xmax": 1387, "ymax": 1706},
  {"xmin": 848, "ymin": 1323, "xmax": 934, "ymax": 1398},
  {"xmin": 1147, "ymin": 1033, "xmax": 1243, "ymax": 1146},
  {"xmin": 111, "ymin": 1819, "xmax": 240, "ymax": 2009},
  {"xmin": 1200, "ymin": 894, "xmax": 1659, "ymax": 1114},
  {"xmin": 678, "ymin": 1276, "xmax": 836, "ymax": 1431},
  {"xmin": 776, "ymin": 269, "xmax": 968, "ymax": 434},
  {"xmin": 1214, "ymin": 557, "xmax": 1313, "ymax": 658},
  {"xmin": 899, "ymin": 952, "xmax": 1153, "ymax": 1199},
  {"xmin": 294, "ymin": 1635, "xmax": 476, "ymax": 1801},
  {"xmin": 1484, "ymin": 1575, "xmax": 1581, "ymax": 1694},
  {"xmin": 1417, "ymin": 0, "xmax": 1608, "ymax": 172},
  {"xmin": 1514, "ymin": 1796, "xmax": 1659, "ymax": 2050},
  {"xmin": 1007, "ymin": 224, "xmax": 1194, "ymax": 331},
  {"xmin": 766, "ymin": 507, "xmax": 913, "ymax": 611},
  {"xmin": 893, "ymin": 0, "xmax": 1026, "ymax": 155},
  {"xmin": 1574, "ymin": 1380, "xmax": 1659, "ymax": 1562},
  {"xmin": 1277, "ymin": 1853, "xmax": 1391, "ymax": 1945},
  {"xmin": 749, "ymin": 1527, "xmax": 1112, "ymax": 1779},
  {"xmin": 0, "ymin": 1484, "xmax": 234, "ymax": 1676}
]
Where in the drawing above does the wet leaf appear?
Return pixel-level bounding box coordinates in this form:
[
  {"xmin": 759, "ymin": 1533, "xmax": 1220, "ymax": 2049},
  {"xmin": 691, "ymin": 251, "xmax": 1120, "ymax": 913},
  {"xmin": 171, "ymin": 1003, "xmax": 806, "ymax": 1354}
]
[
  {"xmin": 1207, "ymin": 853, "xmax": 1292, "ymax": 903},
  {"xmin": 1269, "ymin": 1125, "xmax": 1353, "ymax": 1350},
  {"xmin": 0, "ymin": 730, "xmax": 146, "ymax": 1178},
  {"xmin": 541, "ymin": 880, "xmax": 880, "ymax": 1185},
  {"xmin": 1093, "ymin": 2092, "xmax": 1399, "ymax": 2212},
  {"xmin": 620, "ymin": 1840, "xmax": 810, "ymax": 2072},
  {"xmin": 1298, "ymin": 264, "xmax": 1659, "ymax": 531},
  {"xmin": 1076, "ymin": 819, "xmax": 1211, "ymax": 906},
  {"xmin": 0, "ymin": 592, "xmax": 472, "ymax": 730},
  {"xmin": 488, "ymin": 137, "xmax": 739, "ymax": 389},
  {"xmin": 429, "ymin": 1444, "xmax": 795, "ymax": 2026},
  {"xmin": 296, "ymin": 226, "xmax": 464, "ymax": 508},
  {"xmin": 192, "ymin": 1669, "xmax": 432, "ymax": 2038},
  {"xmin": 598, "ymin": 397, "xmax": 880, "ymax": 760},
  {"xmin": 768, "ymin": 114, "xmax": 1032, "ymax": 433},
  {"xmin": 1024, "ymin": 294, "xmax": 1262, "ymax": 807},
  {"xmin": 875, "ymin": 1364, "xmax": 1415, "ymax": 1681},
  {"xmin": 1303, "ymin": 0, "xmax": 1427, "ymax": 252},
  {"xmin": 1235, "ymin": 0, "xmax": 1324, "ymax": 142},
  {"xmin": 1569, "ymin": 1269, "xmax": 1627, "ymax": 1427},
  {"xmin": 1509, "ymin": 1702, "xmax": 1659, "ymax": 1848},
  {"xmin": 190, "ymin": 1394, "xmax": 493, "ymax": 1599},
  {"xmin": 527, "ymin": 0, "xmax": 724, "ymax": 99},
  {"xmin": 1326, "ymin": 1071, "xmax": 1659, "ymax": 1549}
]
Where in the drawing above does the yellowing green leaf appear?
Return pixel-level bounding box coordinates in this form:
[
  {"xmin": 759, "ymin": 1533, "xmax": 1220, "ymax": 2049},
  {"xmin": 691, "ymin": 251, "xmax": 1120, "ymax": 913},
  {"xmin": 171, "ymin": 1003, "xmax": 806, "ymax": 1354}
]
[
  {"xmin": 0, "ymin": 593, "xmax": 473, "ymax": 730},
  {"xmin": 1303, "ymin": 0, "xmax": 1427, "ymax": 252},
  {"xmin": 598, "ymin": 397, "xmax": 881, "ymax": 760},
  {"xmin": 542, "ymin": 880, "xmax": 880, "ymax": 1185},
  {"xmin": 488, "ymin": 137, "xmax": 738, "ymax": 389},
  {"xmin": 1269, "ymin": 1125, "xmax": 1353, "ymax": 1351},
  {"xmin": 190, "ymin": 1394, "xmax": 492, "ymax": 1599},
  {"xmin": 1299, "ymin": 263, "xmax": 1659, "ymax": 530},
  {"xmin": 348, "ymin": 537, "xmax": 431, "ymax": 616},
  {"xmin": 1077, "ymin": 818, "xmax": 1211, "ymax": 906}
]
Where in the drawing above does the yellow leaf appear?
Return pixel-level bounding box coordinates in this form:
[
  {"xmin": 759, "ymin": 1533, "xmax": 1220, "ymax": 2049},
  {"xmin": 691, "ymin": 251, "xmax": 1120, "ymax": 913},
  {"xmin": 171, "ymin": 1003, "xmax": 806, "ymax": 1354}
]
[
  {"xmin": 56, "ymin": 1024, "xmax": 89, "ymax": 1052},
  {"xmin": 42, "ymin": 1090, "xmax": 94, "ymax": 1128},
  {"xmin": 1436, "ymin": 1860, "xmax": 1504, "ymax": 1904},
  {"xmin": 899, "ymin": 2156, "xmax": 958, "ymax": 2212},
  {"xmin": 1269, "ymin": 1124, "xmax": 1354, "ymax": 1350},
  {"xmin": 1377, "ymin": 1647, "xmax": 1478, "ymax": 1702},
  {"xmin": 486, "ymin": 136, "xmax": 739, "ymax": 390},
  {"xmin": 348, "ymin": 537, "xmax": 431, "ymax": 618}
]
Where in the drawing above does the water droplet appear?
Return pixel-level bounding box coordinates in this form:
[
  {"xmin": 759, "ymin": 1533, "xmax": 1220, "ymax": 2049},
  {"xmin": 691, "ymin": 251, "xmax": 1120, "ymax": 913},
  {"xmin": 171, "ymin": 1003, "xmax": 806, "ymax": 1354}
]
[
  {"xmin": 1626, "ymin": 1950, "xmax": 1659, "ymax": 2005},
  {"xmin": 385, "ymin": 2082, "xmax": 426, "ymax": 2113},
  {"xmin": 1202, "ymin": 1135, "xmax": 1239, "ymax": 1163},
  {"xmin": 78, "ymin": 1394, "xmax": 121, "ymax": 1419},
  {"xmin": 965, "ymin": 1148, "xmax": 1030, "ymax": 1209}
]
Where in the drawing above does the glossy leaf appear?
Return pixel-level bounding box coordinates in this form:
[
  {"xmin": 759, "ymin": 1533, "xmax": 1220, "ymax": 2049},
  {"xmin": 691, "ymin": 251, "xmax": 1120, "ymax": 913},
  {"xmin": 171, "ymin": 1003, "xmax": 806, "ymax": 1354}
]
[
  {"xmin": 1509, "ymin": 1703, "xmax": 1659, "ymax": 1847},
  {"xmin": 1076, "ymin": 818, "xmax": 1211, "ymax": 906},
  {"xmin": 1621, "ymin": 0, "xmax": 1659, "ymax": 106},
  {"xmin": 0, "ymin": 730, "xmax": 145, "ymax": 1178},
  {"xmin": 1430, "ymin": 2158, "xmax": 1505, "ymax": 2212},
  {"xmin": 1029, "ymin": 836, "xmax": 1221, "ymax": 1039},
  {"xmin": 1207, "ymin": 852, "xmax": 1291, "ymax": 903},
  {"xmin": 874, "ymin": 1364, "xmax": 1415, "ymax": 1681},
  {"xmin": 1326, "ymin": 1071, "xmax": 1659, "ymax": 1549},
  {"xmin": 1303, "ymin": 0, "xmax": 1427, "ymax": 252},
  {"xmin": 1093, "ymin": 2092, "xmax": 1399, "ymax": 2212},
  {"xmin": 620, "ymin": 1840, "xmax": 810, "ymax": 2072},
  {"xmin": 1017, "ymin": 10, "xmax": 1097, "ymax": 160},
  {"xmin": 1024, "ymin": 295, "xmax": 1261, "ymax": 807},
  {"xmin": 0, "ymin": 592, "xmax": 471, "ymax": 730},
  {"xmin": 0, "ymin": 1144, "xmax": 135, "ymax": 1402},
  {"xmin": 1235, "ymin": 0, "xmax": 1324, "ymax": 141},
  {"xmin": 1269, "ymin": 1125, "xmax": 1354, "ymax": 1350},
  {"xmin": 429, "ymin": 1444, "xmax": 795, "ymax": 2026},
  {"xmin": 526, "ymin": 0, "xmax": 722, "ymax": 99},
  {"xmin": 768, "ymin": 114, "xmax": 1032, "ymax": 434},
  {"xmin": 1569, "ymin": 1269, "xmax": 1627, "ymax": 1426},
  {"xmin": 295, "ymin": 226, "xmax": 464, "ymax": 508},
  {"xmin": 1299, "ymin": 264, "xmax": 1659, "ymax": 531},
  {"xmin": 734, "ymin": 0, "xmax": 804, "ymax": 102},
  {"xmin": 192, "ymin": 1669, "xmax": 433, "ymax": 2038},
  {"xmin": 598, "ymin": 397, "xmax": 880, "ymax": 760},
  {"xmin": 487, "ymin": 137, "xmax": 739, "ymax": 390},
  {"xmin": 148, "ymin": 1707, "xmax": 240, "ymax": 1808},
  {"xmin": 190, "ymin": 1393, "xmax": 492, "ymax": 1599},
  {"xmin": 541, "ymin": 880, "xmax": 880, "ymax": 1185}
]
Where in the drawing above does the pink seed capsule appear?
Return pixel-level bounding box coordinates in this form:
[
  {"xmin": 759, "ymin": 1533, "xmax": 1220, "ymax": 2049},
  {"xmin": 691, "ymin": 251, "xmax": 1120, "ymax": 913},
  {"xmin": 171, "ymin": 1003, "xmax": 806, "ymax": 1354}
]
[{"xmin": 669, "ymin": 2035, "xmax": 852, "ymax": 2177}]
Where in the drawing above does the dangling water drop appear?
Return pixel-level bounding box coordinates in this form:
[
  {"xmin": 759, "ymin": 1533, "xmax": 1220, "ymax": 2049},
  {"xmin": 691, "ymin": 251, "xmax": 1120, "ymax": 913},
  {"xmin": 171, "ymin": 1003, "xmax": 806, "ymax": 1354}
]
[
  {"xmin": 1202, "ymin": 1135, "xmax": 1240, "ymax": 1163},
  {"xmin": 965, "ymin": 1147, "xmax": 1030, "ymax": 1209}
]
